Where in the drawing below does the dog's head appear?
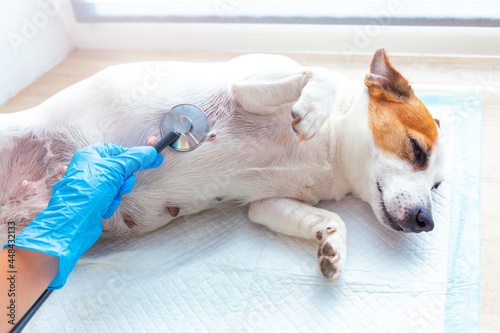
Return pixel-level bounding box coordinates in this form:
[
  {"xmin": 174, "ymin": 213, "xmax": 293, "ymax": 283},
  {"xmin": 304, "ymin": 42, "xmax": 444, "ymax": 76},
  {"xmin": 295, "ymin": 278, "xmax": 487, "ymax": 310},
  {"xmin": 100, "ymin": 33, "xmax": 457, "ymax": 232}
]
[{"xmin": 361, "ymin": 48, "xmax": 444, "ymax": 233}]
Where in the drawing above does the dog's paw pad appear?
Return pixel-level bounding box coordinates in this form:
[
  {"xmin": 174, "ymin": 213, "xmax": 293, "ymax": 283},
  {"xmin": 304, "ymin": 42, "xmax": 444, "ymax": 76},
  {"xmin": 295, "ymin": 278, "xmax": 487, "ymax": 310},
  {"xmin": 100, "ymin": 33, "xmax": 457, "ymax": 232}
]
[
  {"xmin": 319, "ymin": 256, "xmax": 342, "ymax": 281},
  {"xmin": 319, "ymin": 241, "xmax": 337, "ymax": 257},
  {"xmin": 317, "ymin": 234, "xmax": 343, "ymax": 282}
]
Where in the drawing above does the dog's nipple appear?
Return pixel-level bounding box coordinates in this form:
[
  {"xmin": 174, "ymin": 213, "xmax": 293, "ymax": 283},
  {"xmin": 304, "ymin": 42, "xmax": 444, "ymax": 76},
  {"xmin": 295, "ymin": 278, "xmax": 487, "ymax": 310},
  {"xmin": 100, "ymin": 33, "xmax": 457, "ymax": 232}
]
[{"xmin": 21, "ymin": 180, "xmax": 29, "ymax": 188}]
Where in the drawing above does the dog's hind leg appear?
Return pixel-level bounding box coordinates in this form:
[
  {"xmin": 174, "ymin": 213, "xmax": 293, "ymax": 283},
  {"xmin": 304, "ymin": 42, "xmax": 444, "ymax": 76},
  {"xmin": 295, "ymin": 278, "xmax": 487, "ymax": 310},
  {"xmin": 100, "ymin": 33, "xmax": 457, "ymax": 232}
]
[
  {"xmin": 231, "ymin": 72, "xmax": 310, "ymax": 115},
  {"xmin": 248, "ymin": 198, "xmax": 346, "ymax": 281}
]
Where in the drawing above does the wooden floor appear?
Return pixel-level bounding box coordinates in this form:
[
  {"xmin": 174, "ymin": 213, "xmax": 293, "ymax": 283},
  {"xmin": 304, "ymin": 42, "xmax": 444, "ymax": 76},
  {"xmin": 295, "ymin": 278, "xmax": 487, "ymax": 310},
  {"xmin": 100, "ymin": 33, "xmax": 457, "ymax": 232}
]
[{"xmin": 1, "ymin": 50, "xmax": 499, "ymax": 331}]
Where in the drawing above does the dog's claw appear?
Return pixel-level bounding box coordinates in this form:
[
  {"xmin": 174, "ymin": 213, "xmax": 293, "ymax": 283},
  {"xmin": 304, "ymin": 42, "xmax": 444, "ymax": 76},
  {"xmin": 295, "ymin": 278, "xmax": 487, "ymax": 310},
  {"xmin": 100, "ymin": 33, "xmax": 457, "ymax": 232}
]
[
  {"xmin": 295, "ymin": 133, "xmax": 306, "ymax": 142},
  {"xmin": 291, "ymin": 115, "xmax": 301, "ymax": 126},
  {"xmin": 326, "ymin": 226, "xmax": 336, "ymax": 234},
  {"xmin": 291, "ymin": 110, "xmax": 316, "ymax": 142},
  {"xmin": 295, "ymin": 132, "xmax": 315, "ymax": 143}
]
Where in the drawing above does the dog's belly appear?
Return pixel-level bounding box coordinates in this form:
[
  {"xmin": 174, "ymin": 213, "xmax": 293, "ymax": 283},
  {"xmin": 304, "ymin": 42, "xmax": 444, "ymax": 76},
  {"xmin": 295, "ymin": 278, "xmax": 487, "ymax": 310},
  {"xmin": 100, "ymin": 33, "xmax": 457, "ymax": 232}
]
[{"xmin": 113, "ymin": 104, "xmax": 333, "ymax": 235}]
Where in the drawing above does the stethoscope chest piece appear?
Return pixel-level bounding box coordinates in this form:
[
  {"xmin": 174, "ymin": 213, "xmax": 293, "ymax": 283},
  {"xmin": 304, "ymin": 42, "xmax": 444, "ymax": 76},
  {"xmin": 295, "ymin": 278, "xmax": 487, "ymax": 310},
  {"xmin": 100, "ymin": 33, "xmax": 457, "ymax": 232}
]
[{"xmin": 156, "ymin": 104, "xmax": 209, "ymax": 152}]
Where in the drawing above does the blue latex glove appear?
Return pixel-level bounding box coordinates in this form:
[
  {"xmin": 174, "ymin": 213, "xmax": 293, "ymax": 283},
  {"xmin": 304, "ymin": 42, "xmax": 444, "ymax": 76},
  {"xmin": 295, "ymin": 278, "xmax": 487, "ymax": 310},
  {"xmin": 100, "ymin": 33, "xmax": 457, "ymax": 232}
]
[{"xmin": 9, "ymin": 143, "xmax": 163, "ymax": 290}]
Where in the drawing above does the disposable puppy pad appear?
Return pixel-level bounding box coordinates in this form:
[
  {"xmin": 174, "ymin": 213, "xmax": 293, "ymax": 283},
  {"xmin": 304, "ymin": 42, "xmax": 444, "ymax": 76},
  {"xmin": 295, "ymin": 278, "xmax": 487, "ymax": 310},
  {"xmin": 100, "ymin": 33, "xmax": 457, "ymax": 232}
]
[{"xmin": 25, "ymin": 93, "xmax": 481, "ymax": 333}]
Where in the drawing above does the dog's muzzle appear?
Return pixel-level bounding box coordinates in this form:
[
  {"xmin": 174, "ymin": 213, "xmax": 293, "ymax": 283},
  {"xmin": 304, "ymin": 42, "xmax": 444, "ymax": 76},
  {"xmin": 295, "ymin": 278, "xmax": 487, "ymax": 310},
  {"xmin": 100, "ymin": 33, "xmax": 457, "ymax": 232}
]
[
  {"xmin": 382, "ymin": 203, "xmax": 434, "ymax": 233},
  {"xmin": 377, "ymin": 182, "xmax": 434, "ymax": 233}
]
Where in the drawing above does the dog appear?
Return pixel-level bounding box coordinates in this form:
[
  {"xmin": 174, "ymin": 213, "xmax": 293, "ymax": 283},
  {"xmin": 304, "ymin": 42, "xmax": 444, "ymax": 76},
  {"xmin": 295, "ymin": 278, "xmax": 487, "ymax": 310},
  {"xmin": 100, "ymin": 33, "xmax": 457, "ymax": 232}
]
[{"xmin": 0, "ymin": 48, "xmax": 444, "ymax": 281}]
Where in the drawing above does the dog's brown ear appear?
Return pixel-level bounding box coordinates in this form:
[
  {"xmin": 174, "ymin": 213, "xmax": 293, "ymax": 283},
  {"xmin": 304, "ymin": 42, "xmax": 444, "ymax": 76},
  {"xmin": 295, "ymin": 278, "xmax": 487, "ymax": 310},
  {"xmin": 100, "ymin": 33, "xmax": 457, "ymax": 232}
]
[
  {"xmin": 434, "ymin": 118, "xmax": 440, "ymax": 128},
  {"xmin": 365, "ymin": 48, "xmax": 412, "ymax": 99}
]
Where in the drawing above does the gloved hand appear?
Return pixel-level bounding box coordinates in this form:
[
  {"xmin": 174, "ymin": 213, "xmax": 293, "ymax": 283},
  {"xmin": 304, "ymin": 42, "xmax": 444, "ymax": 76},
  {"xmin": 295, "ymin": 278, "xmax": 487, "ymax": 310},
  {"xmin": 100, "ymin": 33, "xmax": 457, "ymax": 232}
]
[{"xmin": 9, "ymin": 143, "xmax": 163, "ymax": 290}]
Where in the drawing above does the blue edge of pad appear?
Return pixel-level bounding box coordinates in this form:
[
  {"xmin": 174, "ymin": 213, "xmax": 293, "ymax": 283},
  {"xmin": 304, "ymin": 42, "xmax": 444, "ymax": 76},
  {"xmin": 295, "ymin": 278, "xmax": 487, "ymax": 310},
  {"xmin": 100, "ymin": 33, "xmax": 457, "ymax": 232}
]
[{"xmin": 419, "ymin": 93, "xmax": 482, "ymax": 333}]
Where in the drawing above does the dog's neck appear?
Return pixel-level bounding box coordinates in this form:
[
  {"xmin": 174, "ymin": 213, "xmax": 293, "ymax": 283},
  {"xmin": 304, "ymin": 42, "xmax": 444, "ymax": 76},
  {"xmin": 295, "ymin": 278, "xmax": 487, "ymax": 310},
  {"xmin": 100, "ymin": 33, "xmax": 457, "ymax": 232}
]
[{"xmin": 329, "ymin": 83, "xmax": 376, "ymax": 202}]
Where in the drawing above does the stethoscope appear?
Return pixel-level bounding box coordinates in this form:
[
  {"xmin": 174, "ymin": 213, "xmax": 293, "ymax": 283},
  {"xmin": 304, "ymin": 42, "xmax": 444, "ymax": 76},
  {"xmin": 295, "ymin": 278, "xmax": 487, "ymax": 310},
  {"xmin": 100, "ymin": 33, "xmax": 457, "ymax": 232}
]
[
  {"xmin": 11, "ymin": 105, "xmax": 209, "ymax": 332},
  {"xmin": 153, "ymin": 104, "xmax": 209, "ymax": 153}
]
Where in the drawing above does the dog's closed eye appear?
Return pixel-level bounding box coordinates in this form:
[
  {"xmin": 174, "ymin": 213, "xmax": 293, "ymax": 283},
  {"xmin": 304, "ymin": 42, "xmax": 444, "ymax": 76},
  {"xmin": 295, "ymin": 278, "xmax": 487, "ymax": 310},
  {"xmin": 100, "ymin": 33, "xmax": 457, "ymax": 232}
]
[
  {"xmin": 410, "ymin": 137, "xmax": 428, "ymax": 167},
  {"xmin": 432, "ymin": 181, "xmax": 442, "ymax": 190}
]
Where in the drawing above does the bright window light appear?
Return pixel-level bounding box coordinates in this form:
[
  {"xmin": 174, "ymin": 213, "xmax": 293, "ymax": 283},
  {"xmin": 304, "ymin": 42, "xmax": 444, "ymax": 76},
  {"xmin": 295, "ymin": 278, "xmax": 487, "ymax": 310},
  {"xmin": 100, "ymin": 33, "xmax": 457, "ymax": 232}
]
[{"xmin": 71, "ymin": 0, "xmax": 500, "ymax": 26}]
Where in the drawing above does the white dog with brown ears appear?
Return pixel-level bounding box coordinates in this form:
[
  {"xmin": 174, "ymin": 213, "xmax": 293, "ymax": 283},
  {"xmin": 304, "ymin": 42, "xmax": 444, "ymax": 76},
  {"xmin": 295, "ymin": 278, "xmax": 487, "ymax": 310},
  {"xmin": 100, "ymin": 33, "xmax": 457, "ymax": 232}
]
[{"xmin": 0, "ymin": 48, "xmax": 444, "ymax": 281}]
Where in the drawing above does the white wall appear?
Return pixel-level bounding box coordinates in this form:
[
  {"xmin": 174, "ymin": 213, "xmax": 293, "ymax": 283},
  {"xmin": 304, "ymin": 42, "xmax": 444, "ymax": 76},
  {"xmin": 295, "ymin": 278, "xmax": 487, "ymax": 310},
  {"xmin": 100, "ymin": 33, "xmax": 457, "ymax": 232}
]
[{"xmin": 0, "ymin": 0, "xmax": 73, "ymax": 106}]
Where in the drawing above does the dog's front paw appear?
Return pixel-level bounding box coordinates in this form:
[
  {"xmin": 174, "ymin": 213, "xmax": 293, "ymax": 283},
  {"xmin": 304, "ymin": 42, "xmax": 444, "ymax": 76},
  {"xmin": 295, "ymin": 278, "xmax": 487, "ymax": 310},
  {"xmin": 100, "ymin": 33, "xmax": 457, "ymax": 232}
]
[
  {"xmin": 316, "ymin": 227, "xmax": 346, "ymax": 282},
  {"xmin": 291, "ymin": 99, "xmax": 330, "ymax": 142},
  {"xmin": 290, "ymin": 69, "xmax": 336, "ymax": 142}
]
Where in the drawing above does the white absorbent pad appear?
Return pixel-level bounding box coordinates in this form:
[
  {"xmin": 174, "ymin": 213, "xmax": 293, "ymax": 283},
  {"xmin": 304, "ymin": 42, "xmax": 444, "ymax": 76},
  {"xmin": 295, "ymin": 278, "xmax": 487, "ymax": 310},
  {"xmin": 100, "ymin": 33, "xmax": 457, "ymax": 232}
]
[{"xmin": 26, "ymin": 93, "xmax": 482, "ymax": 333}]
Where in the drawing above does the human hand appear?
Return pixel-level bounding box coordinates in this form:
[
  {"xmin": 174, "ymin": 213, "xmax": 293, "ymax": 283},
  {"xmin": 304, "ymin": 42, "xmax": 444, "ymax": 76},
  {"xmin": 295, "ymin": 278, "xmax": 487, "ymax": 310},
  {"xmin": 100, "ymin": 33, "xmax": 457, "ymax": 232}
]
[{"xmin": 10, "ymin": 143, "xmax": 162, "ymax": 289}]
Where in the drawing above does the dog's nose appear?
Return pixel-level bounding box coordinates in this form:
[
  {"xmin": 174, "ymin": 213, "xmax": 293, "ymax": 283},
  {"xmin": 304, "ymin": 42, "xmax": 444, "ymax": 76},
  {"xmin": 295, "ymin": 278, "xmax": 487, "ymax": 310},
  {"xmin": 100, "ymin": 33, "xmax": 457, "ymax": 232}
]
[{"xmin": 411, "ymin": 208, "xmax": 434, "ymax": 232}]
